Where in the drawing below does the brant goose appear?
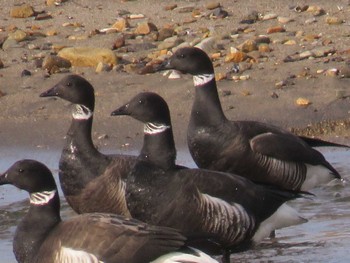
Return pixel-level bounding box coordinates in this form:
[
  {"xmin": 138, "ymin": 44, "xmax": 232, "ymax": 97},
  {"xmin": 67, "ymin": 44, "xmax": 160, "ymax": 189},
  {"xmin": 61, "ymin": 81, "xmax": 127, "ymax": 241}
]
[
  {"xmin": 111, "ymin": 92, "xmax": 307, "ymax": 261},
  {"xmin": 157, "ymin": 47, "xmax": 344, "ymax": 191},
  {"xmin": 40, "ymin": 75, "xmax": 137, "ymax": 215},
  {"xmin": 0, "ymin": 159, "xmax": 218, "ymax": 263}
]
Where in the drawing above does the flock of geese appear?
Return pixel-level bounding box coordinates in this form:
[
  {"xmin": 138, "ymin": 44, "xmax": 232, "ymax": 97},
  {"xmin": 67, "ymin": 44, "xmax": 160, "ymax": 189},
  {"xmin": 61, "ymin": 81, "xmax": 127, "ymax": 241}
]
[{"xmin": 0, "ymin": 47, "xmax": 347, "ymax": 263}]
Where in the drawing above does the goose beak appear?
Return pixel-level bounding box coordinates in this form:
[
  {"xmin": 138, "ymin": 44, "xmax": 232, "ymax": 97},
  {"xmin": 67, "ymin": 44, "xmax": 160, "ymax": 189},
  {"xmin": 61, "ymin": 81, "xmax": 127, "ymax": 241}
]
[
  {"xmin": 0, "ymin": 173, "xmax": 9, "ymax": 185},
  {"xmin": 154, "ymin": 58, "xmax": 173, "ymax": 72},
  {"xmin": 40, "ymin": 84, "xmax": 60, "ymax": 97},
  {"xmin": 111, "ymin": 104, "xmax": 130, "ymax": 116}
]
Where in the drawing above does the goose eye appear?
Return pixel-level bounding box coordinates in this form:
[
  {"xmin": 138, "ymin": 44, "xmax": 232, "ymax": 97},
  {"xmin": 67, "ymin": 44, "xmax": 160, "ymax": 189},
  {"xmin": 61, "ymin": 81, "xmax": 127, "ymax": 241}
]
[
  {"xmin": 66, "ymin": 82, "xmax": 72, "ymax": 87},
  {"xmin": 19, "ymin": 169, "xmax": 24, "ymax": 173},
  {"xmin": 138, "ymin": 99, "xmax": 144, "ymax": 104}
]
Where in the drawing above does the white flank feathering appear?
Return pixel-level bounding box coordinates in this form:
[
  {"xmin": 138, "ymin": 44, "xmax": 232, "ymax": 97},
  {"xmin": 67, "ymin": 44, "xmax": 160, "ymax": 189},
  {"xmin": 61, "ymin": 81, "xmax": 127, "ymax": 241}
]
[
  {"xmin": 301, "ymin": 164, "xmax": 336, "ymax": 191},
  {"xmin": 56, "ymin": 247, "xmax": 103, "ymax": 263},
  {"xmin": 30, "ymin": 190, "xmax": 56, "ymax": 205},
  {"xmin": 193, "ymin": 74, "xmax": 215, "ymax": 87},
  {"xmin": 252, "ymin": 203, "xmax": 308, "ymax": 243},
  {"xmin": 151, "ymin": 247, "xmax": 218, "ymax": 263}
]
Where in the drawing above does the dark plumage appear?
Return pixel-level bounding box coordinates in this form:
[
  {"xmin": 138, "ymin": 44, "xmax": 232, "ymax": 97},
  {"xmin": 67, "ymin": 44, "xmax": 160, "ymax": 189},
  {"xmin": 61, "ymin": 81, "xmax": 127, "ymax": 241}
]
[
  {"xmin": 111, "ymin": 92, "xmax": 306, "ymax": 260},
  {"xmin": 40, "ymin": 75, "xmax": 137, "ymax": 215},
  {"xmin": 157, "ymin": 47, "xmax": 345, "ymax": 191},
  {"xmin": 0, "ymin": 159, "xmax": 217, "ymax": 263}
]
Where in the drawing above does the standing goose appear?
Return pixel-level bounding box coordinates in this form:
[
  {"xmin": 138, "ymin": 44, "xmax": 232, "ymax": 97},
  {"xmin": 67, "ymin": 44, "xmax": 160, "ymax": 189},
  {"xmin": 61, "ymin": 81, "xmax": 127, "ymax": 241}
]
[
  {"xmin": 0, "ymin": 159, "xmax": 218, "ymax": 263},
  {"xmin": 111, "ymin": 92, "xmax": 307, "ymax": 261},
  {"xmin": 157, "ymin": 47, "xmax": 344, "ymax": 191},
  {"xmin": 40, "ymin": 75, "xmax": 137, "ymax": 215}
]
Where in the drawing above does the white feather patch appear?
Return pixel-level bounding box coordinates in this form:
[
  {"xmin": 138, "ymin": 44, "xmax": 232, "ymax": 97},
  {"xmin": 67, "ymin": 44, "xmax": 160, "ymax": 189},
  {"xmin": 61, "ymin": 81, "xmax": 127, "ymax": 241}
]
[
  {"xmin": 252, "ymin": 203, "xmax": 307, "ymax": 243},
  {"xmin": 30, "ymin": 190, "xmax": 57, "ymax": 205},
  {"xmin": 144, "ymin": 123, "xmax": 170, "ymax": 135},
  {"xmin": 193, "ymin": 74, "xmax": 215, "ymax": 87},
  {"xmin": 301, "ymin": 164, "xmax": 336, "ymax": 191},
  {"xmin": 151, "ymin": 247, "xmax": 218, "ymax": 263},
  {"xmin": 72, "ymin": 104, "xmax": 93, "ymax": 120},
  {"xmin": 56, "ymin": 247, "xmax": 103, "ymax": 263}
]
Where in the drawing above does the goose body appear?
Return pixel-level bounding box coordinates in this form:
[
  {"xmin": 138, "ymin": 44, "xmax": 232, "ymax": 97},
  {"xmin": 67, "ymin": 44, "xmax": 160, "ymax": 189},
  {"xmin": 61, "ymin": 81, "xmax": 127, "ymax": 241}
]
[
  {"xmin": 111, "ymin": 92, "xmax": 306, "ymax": 259},
  {"xmin": 158, "ymin": 47, "xmax": 343, "ymax": 191},
  {"xmin": 0, "ymin": 160, "xmax": 217, "ymax": 263},
  {"xmin": 40, "ymin": 75, "xmax": 137, "ymax": 215}
]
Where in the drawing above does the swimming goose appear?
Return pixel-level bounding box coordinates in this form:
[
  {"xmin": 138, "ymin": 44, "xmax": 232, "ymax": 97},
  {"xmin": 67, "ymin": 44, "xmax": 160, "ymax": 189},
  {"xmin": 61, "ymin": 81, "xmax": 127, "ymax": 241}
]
[
  {"xmin": 40, "ymin": 75, "xmax": 137, "ymax": 215},
  {"xmin": 157, "ymin": 47, "xmax": 344, "ymax": 191},
  {"xmin": 0, "ymin": 159, "xmax": 218, "ymax": 263},
  {"xmin": 111, "ymin": 92, "xmax": 307, "ymax": 262}
]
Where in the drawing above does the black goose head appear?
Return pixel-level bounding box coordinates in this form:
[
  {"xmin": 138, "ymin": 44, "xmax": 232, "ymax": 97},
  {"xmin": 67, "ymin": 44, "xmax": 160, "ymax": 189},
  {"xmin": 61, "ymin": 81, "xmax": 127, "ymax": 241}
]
[
  {"xmin": 0, "ymin": 159, "xmax": 56, "ymax": 194},
  {"xmin": 40, "ymin": 74, "xmax": 95, "ymax": 112},
  {"xmin": 111, "ymin": 92, "xmax": 171, "ymax": 126},
  {"xmin": 158, "ymin": 47, "xmax": 214, "ymax": 75}
]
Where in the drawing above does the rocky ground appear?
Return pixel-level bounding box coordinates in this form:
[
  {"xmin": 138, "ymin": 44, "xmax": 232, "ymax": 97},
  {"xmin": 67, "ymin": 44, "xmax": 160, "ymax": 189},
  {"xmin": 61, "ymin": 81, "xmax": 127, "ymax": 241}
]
[{"xmin": 1, "ymin": 0, "xmax": 350, "ymax": 154}]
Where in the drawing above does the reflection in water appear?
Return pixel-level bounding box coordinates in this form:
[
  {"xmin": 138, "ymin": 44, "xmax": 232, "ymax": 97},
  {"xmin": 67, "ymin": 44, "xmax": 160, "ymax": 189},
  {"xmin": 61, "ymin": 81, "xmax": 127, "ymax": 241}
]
[{"xmin": 0, "ymin": 147, "xmax": 349, "ymax": 262}]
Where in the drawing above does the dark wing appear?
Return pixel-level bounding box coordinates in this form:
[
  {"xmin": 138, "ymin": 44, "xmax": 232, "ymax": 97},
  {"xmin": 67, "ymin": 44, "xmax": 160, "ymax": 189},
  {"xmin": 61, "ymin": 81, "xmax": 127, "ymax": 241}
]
[
  {"xmin": 35, "ymin": 213, "xmax": 185, "ymax": 263},
  {"xmin": 70, "ymin": 162, "xmax": 131, "ymax": 216},
  {"xmin": 250, "ymin": 132, "xmax": 340, "ymax": 177},
  {"xmin": 298, "ymin": 135, "xmax": 350, "ymax": 148}
]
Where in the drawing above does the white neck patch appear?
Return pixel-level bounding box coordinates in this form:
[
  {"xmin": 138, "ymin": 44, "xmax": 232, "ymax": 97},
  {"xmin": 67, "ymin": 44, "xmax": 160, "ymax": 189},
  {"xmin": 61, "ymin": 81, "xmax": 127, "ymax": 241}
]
[
  {"xmin": 193, "ymin": 74, "xmax": 215, "ymax": 87},
  {"xmin": 72, "ymin": 104, "xmax": 93, "ymax": 120},
  {"xmin": 144, "ymin": 123, "xmax": 170, "ymax": 135},
  {"xmin": 30, "ymin": 190, "xmax": 57, "ymax": 205}
]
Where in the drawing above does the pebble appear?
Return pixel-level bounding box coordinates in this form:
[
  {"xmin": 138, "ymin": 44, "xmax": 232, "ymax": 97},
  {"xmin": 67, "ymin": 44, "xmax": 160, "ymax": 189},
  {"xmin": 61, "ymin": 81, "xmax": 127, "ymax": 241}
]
[
  {"xmin": 21, "ymin": 69, "xmax": 31, "ymax": 77},
  {"xmin": 176, "ymin": 5, "xmax": 195, "ymax": 13},
  {"xmin": 168, "ymin": 70, "xmax": 182, "ymax": 79},
  {"xmin": 278, "ymin": 16, "xmax": 293, "ymax": 24},
  {"xmin": 240, "ymin": 10, "xmax": 259, "ymax": 24},
  {"xmin": 306, "ymin": 6, "xmax": 325, "ymax": 16},
  {"xmin": 261, "ymin": 13, "xmax": 278, "ymax": 21},
  {"xmin": 134, "ymin": 22, "xmax": 158, "ymax": 35},
  {"xmin": 10, "ymin": 4, "xmax": 35, "ymax": 18},
  {"xmin": 296, "ymin": 97, "xmax": 312, "ymax": 107},
  {"xmin": 7, "ymin": 29, "xmax": 27, "ymax": 42},
  {"xmin": 42, "ymin": 55, "xmax": 71, "ymax": 73},
  {"xmin": 164, "ymin": 4, "xmax": 177, "ymax": 11},
  {"xmin": 158, "ymin": 27, "xmax": 175, "ymax": 41},
  {"xmin": 95, "ymin": 62, "xmax": 112, "ymax": 73},
  {"xmin": 58, "ymin": 47, "xmax": 117, "ymax": 67},
  {"xmin": 112, "ymin": 35, "xmax": 125, "ymax": 49},
  {"xmin": 238, "ymin": 39, "xmax": 258, "ymax": 53},
  {"xmin": 195, "ymin": 37, "xmax": 217, "ymax": 53},
  {"xmin": 206, "ymin": 2, "xmax": 221, "ymax": 10},
  {"xmin": 267, "ymin": 26, "xmax": 286, "ymax": 34},
  {"xmin": 225, "ymin": 49, "xmax": 247, "ymax": 63},
  {"xmin": 325, "ymin": 16, "xmax": 344, "ymax": 25},
  {"xmin": 112, "ymin": 18, "xmax": 129, "ymax": 32},
  {"xmin": 0, "ymin": 59, "xmax": 4, "ymax": 68}
]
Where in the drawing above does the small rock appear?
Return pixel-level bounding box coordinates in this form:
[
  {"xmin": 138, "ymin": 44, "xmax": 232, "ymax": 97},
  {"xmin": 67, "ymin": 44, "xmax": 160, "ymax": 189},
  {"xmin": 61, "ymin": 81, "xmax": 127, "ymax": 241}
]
[
  {"xmin": 158, "ymin": 36, "xmax": 183, "ymax": 50},
  {"xmin": 271, "ymin": 92, "xmax": 279, "ymax": 98},
  {"xmin": 112, "ymin": 18, "xmax": 130, "ymax": 32},
  {"xmin": 135, "ymin": 22, "xmax": 158, "ymax": 35},
  {"xmin": 238, "ymin": 39, "xmax": 258, "ymax": 53},
  {"xmin": 0, "ymin": 58, "xmax": 4, "ymax": 68},
  {"xmin": 21, "ymin": 69, "xmax": 31, "ymax": 77},
  {"xmin": 164, "ymin": 4, "xmax": 177, "ymax": 11},
  {"xmin": 42, "ymin": 55, "xmax": 71, "ymax": 73},
  {"xmin": 158, "ymin": 27, "xmax": 174, "ymax": 41},
  {"xmin": 46, "ymin": 29, "xmax": 58, "ymax": 36},
  {"xmin": 296, "ymin": 97, "xmax": 312, "ymax": 107},
  {"xmin": 225, "ymin": 50, "xmax": 247, "ymax": 63},
  {"xmin": 95, "ymin": 62, "xmax": 112, "ymax": 73},
  {"xmin": 339, "ymin": 66, "xmax": 350, "ymax": 78},
  {"xmin": 35, "ymin": 13, "xmax": 52, "ymax": 21},
  {"xmin": 215, "ymin": 72, "xmax": 226, "ymax": 81},
  {"xmin": 278, "ymin": 16, "xmax": 293, "ymax": 23},
  {"xmin": 206, "ymin": 2, "xmax": 221, "ymax": 10},
  {"xmin": 325, "ymin": 16, "xmax": 344, "ymax": 25},
  {"xmin": 305, "ymin": 17, "xmax": 317, "ymax": 24},
  {"xmin": 10, "ymin": 4, "xmax": 35, "ymax": 18},
  {"xmin": 258, "ymin": 43, "xmax": 270, "ymax": 52},
  {"xmin": 168, "ymin": 70, "xmax": 182, "ymax": 79},
  {"xmin": 176, "ymin": 5, "xmax": 195, "ymax": 13},
  {"xmin": 324, "ymin": 68, "xmax": 339, "ymax": 77},
  {"xmin": 240, "ymin": 11, "xmax": 259, "ymax": 24},
  {"xmin": 2, "ymin": 38, "xmax": 19, "ymax": 50},
  {"xmin": 306, "ymin": 6, "xmax": 325, "ymax": 16},
  {"xmin": 58, "ymin": 47, "xmax": 117, "ymax": 67},
  {"xmin": 129, "ymin": 14, "xmax": 145, "ymax": 19},
  {"xmin": 210, "ymin": 7, "xmax": 228, "ymax": 19},
  {"xmin": 261, "ymin": 13, "xmax": 278, "ymax": 21},
  {"xmin": 284, "ymin": 39, "xmax": 297, "ymax": 45},
  {"xmin": 112, "ymin": 35, "xmax": 125, "ymax": 49},
  {"xmin": 7, "ymin": 29, "xmax": 27, "ymax": 42},
  {"xmin": 195, "ymin": 37, "xmax": 217, "ymax": 53},
  {"xmin": 267, "ymin": 26, "xmax": 285, "ymax": 34}
]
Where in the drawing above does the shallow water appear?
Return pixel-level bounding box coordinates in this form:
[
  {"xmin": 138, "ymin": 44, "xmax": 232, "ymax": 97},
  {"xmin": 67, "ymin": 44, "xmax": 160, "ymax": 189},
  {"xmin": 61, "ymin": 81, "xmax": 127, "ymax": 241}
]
[{"xmin": 0, "ymin": 147, "xmax": 350, "ymax": 262}]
